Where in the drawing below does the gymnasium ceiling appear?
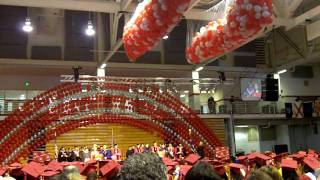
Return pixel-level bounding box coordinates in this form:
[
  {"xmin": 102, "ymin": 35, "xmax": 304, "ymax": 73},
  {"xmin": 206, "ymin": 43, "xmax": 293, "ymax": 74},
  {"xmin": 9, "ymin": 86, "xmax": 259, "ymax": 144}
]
[{"xmin": 0, "ymin": 0, "xmax": 319, "ymax": 78}]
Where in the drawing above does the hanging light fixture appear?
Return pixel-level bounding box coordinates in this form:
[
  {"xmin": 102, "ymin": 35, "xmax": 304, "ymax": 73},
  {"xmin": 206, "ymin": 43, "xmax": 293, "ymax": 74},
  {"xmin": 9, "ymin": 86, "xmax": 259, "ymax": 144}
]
[
  {"xmin": 85, "ymin": 20, "xmax": 95, "ymax": 36},
  {"xmin": 22, "ymin": 17, "xmax": 33, "ymax": 33}
]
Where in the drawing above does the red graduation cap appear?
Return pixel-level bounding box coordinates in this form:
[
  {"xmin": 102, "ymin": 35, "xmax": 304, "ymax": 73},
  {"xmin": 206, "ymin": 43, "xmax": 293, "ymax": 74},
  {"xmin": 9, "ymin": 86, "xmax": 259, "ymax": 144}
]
[
  {"xmin": 47, "ymin": 161, "xmax": 63, "ymax": 172},
  {"xmin": 299, "ymin": 151, "xmax": 307, "ymax": 156},
  {"xmin": 291, "ymin": 153, "xmax": 305, "ymax": 161},
  {"xmin": 100, "ymin": 161, "xmax": 120, "ymax": 177},
  {"xmin": 255, "ymin": 153, "xmax": 271, "ymax": 165},
  {"xmin": 303, "ymin": 156, "xmax": 320, "ymax": 171},
  {"xmin": 255, "ymin": 153, "xmax": 271, "ymax": 161},
  {"xmin": 0, "ymin": 167, "xmax": 7, "ymax": 176},
  {"xmin": 179, "ymin": 165, "xmax": 193, "ymax": 176},
  {"xmin": 80, "ymin": 164, "xmax": 97, "ymax": 176},
  {"xmin": 247, "ymin": 153, "xmax": 257, "ymax": 160},
  {"xmin": 86, "ymin": 160, "xmax": 97, "ymax": 165},
  {"xmin": 9, "ymin": 163, "xmax": 23, "ymax": 170},
  {"xmin": 22, "ymin": 162, "xmax": 46, "ymax": 178},
  {"xmin": 162, "ymin": 157, "xmax": 178, "ymax": 166},
  {"xmin": 185, "ymin": 154, "xmax": 201, "ymax": 165},
  {"xmin": 236, "ymin": 156, "xmax": 247, "ymax": 161},
  {"xmin": 281, "ymin": 159, "xmax": 298, "ymax": 169}
]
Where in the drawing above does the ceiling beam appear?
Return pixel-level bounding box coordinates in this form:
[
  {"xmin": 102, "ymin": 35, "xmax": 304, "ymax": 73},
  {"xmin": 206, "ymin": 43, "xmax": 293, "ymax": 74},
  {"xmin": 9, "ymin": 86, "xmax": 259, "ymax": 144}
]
[
  {"xmin": 186, "ymin": 0, "xmax": 202, "ymax": 12},
  {"xmin": 100, "ymin": 39, "xmax": 123, "ymax": 67},
  {"xmin": 276, "ymin": 51, "xmax": 320, "ymax": 72},
  {"xmin": 0, "ymin": 58, "xmax": 271, "ymax": 73},
  {"xmin": 288, "ymin": 0, "xmax": 305, "ymax": 17},
  {"xmin": 286, "ymin": 5, "xmax": 320, "ymax": 30},
  {"xmin": 0, "ymin": 0, "xmax": 212, "ymax": 21}
]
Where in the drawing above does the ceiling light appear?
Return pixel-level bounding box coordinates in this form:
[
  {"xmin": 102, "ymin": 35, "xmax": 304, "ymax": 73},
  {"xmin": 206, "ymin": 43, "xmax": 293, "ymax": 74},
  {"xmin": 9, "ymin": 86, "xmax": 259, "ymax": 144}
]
[
  {"xmin": 180, "ymin": 94, "xmax": 186, "ymax": 98},
  {"xmin": 195, "ymin": 66, "xmax": 204, "ymax": 72},
  {"xmin": 184, "ymin": 90, "xmax": 189, "ymax": 93},
  {"xmin": 85, "ymin": 20, "xmax": 95, "ymax": 36},
  {"xmin": 163, "ymin": 35, "xmax": 168, "ymax": 40},
  {"xmin": 22, "ymin": 18, "xmax": 33, "ymax": 33},
  {"xmin": 236, "ymin": 125, "xmax": 249, "ymax": 128},
  {"xmin": 100, "ymin": 63, "xmax": 107, "ymax": 69},
  {"xmin": 277, "ymin": 69, "xmax": 287, "ymax": 74},
  {"xmin": 201, "ymin": 91, "xmax": 207, "ymax": 94}
]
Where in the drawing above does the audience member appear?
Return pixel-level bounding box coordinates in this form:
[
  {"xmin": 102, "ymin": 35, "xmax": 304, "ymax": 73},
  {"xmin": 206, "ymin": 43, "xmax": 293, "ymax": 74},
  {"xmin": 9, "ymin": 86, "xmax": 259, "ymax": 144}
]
[
  {"xmin": 120, "ymin": 153, "xmax": 167, "ymax": 180},
  {"xmin": 60, "ymin": 165, "xmax": 84, "ymax": 180},
  {"xmin": 185, "ymin": 161, "xmax": 222, "ymax": 180}
]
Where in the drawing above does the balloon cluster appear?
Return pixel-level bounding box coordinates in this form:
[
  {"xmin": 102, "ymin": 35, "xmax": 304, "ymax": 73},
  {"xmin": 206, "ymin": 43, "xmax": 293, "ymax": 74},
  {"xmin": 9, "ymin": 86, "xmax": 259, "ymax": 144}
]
[
  {"xmin": 0, "ymin": 78, "xmax": 222, "ymax": 165},
  {"xmin": 123, "ymin": 0, "xmax": 191, "ymax": 61},
  {"xmin": 186, "ymin": 0, "xmax": 272, "ymax": 64}
]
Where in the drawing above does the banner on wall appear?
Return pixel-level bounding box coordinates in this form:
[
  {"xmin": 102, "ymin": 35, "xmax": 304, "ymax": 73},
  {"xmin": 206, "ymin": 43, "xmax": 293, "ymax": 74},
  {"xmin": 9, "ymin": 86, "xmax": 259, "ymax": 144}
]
[
  {"xmin": 285, "ymin": 101, "xmax": 314, "ymax": 119},
  {"xmin": 293, "ymin": 101, "xmax": 304, "ymax": 119}
]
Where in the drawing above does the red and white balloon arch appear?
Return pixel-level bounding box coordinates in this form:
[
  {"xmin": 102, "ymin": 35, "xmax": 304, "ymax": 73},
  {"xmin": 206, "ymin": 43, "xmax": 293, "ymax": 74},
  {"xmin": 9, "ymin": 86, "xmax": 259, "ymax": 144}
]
[{"xmin": 0, "ymin": 80, "xmax": 223, "ymax": 165}]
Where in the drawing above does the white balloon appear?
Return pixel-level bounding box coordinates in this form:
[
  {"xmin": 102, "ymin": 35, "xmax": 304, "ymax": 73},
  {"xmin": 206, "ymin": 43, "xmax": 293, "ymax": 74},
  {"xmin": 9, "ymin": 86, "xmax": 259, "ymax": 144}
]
[
  {"xmin": 200, "ymin": 26, "xmax": 206, "ymax": 34},
  {"xmin": 262, "ymin": 11, "xmax": 271, "ymax": 18},
  {"xmin": 246, "ymin": 4, "xmax": 253, "ymax": 11},
  {"xmin": 254, "ymin": 5, "xmax": 262, "ymax": 13},
  {"xmin": 240, "ymin": 16, "xmax": 247, "ymax": 22}
]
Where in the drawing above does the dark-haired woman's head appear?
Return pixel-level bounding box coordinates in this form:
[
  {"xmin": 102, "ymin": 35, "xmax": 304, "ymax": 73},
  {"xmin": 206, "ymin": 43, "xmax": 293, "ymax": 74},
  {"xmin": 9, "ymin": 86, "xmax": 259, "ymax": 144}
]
[{"xmin": 185, "ymin": 161, "xmax": 222, "ymax": 180}]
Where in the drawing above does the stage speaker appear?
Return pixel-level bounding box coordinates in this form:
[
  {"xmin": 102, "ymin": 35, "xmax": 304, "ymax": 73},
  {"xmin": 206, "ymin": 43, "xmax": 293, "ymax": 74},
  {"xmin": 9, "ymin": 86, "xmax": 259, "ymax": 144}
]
[{"xmin": 262, "ymin": 75, "xmax": 279, "ymax": 101}]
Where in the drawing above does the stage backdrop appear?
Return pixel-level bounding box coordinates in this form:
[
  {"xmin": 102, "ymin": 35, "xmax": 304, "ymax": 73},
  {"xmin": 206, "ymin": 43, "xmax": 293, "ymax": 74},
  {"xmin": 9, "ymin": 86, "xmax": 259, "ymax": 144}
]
[{"xmin": 46, "ymin": 123, "xmax": 163, "ymax": 159}]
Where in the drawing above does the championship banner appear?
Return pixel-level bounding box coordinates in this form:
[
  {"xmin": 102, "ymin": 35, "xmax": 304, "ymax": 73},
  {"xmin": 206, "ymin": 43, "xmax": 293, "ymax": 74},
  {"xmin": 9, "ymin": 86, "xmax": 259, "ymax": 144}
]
[{"xmin": 293, "ymin": 101, "xmax": 303, "ymax": 119}]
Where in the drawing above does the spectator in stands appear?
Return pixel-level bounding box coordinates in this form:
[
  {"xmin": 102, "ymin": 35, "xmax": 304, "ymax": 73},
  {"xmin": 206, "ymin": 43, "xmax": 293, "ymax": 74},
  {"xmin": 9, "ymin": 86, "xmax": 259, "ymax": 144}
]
[
  {"xmin": 185, "ymin": 161, "xmax": 222, "ymax": 180},
  {"xmin": 120, "ymin": 153, "xmax": 167, "ymax": 180}
]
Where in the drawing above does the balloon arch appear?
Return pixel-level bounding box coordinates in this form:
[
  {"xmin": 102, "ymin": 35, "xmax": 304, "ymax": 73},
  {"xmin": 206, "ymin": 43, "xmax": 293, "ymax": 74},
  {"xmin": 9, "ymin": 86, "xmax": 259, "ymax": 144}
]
[{"xmin": 0, "ymin": 77, "xmax": 223, "ymax": 165}]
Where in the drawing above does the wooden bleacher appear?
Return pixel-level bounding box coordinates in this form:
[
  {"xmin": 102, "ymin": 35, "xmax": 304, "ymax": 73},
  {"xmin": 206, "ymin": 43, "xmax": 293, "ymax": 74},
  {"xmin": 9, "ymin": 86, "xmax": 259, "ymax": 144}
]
[
  {"xmin": 202, "ymin": 118, "xmax": 227, "ymax": 145},
  {"xmin": 46, "ymin": 124, "xmax": 163, "ymax": 160}
]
